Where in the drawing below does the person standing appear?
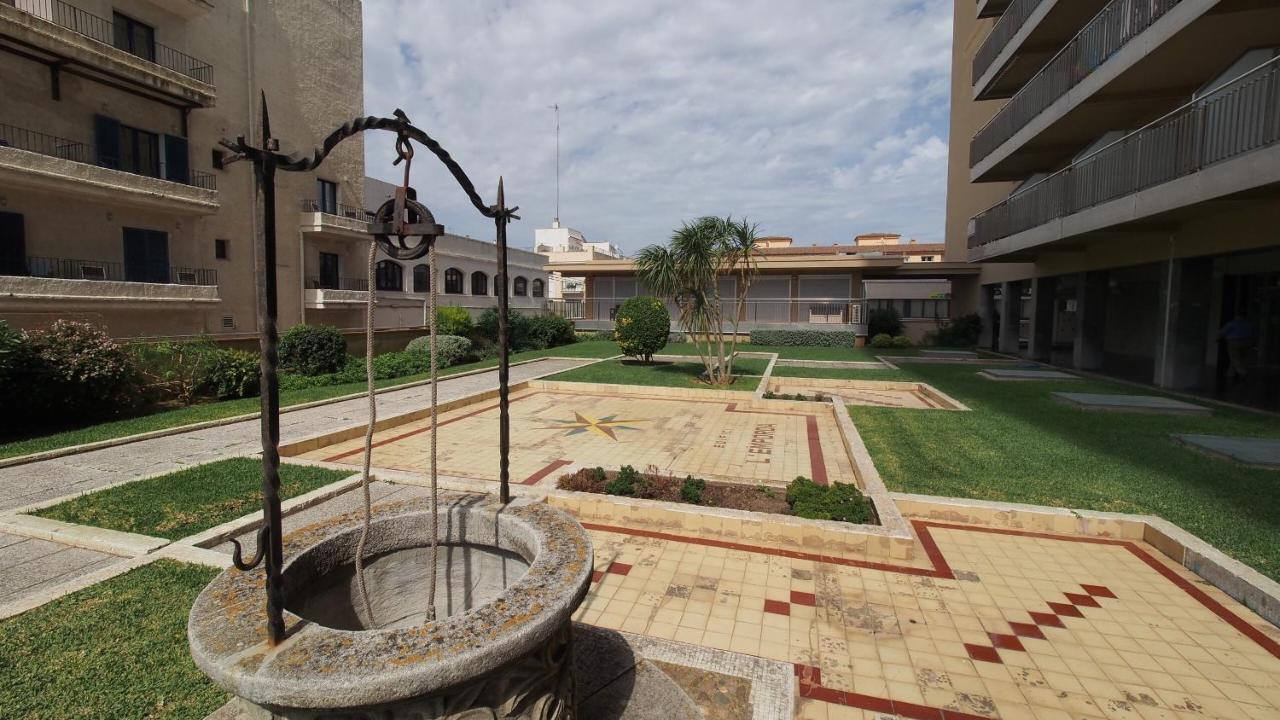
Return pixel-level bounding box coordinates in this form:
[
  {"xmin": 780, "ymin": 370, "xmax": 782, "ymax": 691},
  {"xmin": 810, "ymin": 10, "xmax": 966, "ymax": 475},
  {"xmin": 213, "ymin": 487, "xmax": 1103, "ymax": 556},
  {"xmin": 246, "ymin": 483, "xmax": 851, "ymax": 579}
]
[{"xmin": 1219, "ymin": 312, "xmax": 1256, "ymax": 382}]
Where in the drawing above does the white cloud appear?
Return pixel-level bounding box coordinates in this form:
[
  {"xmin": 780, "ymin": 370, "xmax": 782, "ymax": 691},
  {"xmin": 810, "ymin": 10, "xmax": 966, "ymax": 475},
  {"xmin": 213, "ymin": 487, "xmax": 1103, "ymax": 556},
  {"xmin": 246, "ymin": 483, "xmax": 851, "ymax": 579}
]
[{"xmin": 362, "ymin": 0, "xmax": 952, "ymax": 252}]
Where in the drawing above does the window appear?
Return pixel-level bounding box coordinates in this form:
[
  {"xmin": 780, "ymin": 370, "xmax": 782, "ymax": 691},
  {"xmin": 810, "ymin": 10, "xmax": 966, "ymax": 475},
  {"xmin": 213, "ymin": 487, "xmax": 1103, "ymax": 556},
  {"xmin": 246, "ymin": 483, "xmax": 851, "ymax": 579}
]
[
  {"xmin": 316, "ymin": 180, "xmax": 338, "ymax": 214},
  {"xmin": 470, "ymin": 271, "xmax": 488, "ymax": 296},
  {"xmin": 112, "ymin": 12, "xmax": 155, "ymax": 62},
  {"xmin": 214, "ymin": 239, "xmax": 228, "ymax": 260},
  {"xmin": 94, "ymin": 115, "xmax": 165, "ymax": 178},
  {"xmin": 375, "ymin": 260, "xmax": 402, "ymax": 291},
  {"xmin": 413, "ymin": 264, "xmax": 429, "ymax": 293},
  {"xmin": 319, "ymin": 252, "xmax": 339, "ymax": 289},
  {"xmin": 444, "ymin": 268, "xmax": 464, "ymax": 294},
  {"xmin": 920, "ymin": 256, "xmax": 935, "ymax": 262},
  {"xmin": 531, "ymin": 278, "xmax": 544, "ymax": 298},
  {"xmin": 122, "ymin": 227, "xmax": 169, "ymax": 283},
  {"xmin": 513, "ymin": 276, "xmax": 528, "ymax": 296},
  {"xmin": 0, "ymin": 212, "xmax": 26, "ymax": 277}
]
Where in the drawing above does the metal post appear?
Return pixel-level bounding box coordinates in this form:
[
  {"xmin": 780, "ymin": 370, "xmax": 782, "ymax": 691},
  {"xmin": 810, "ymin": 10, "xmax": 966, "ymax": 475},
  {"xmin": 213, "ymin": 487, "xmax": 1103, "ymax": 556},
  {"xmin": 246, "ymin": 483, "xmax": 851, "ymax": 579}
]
[{"xmin": 496, "ymin": 177, "xmax": 511, "ymax": 504}]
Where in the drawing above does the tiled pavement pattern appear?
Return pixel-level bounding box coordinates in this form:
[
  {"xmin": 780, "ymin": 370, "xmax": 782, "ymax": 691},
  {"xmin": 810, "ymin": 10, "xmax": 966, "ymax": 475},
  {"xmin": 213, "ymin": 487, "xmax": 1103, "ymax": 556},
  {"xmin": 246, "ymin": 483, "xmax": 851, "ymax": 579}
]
[
  {"xmin": 0, "ymin": 358, "xmax": 591, "ymax": 511},
  {"xmin": 574, "ymin": 521, "xmax": 1280, "ymax": 720},
  {"xmin": 0, "ymin": 532, "xmax": 121, "ymax": 606},
  {"xmin": 302, "ymin": 389, "xmax": 855, "ymax": 487}
]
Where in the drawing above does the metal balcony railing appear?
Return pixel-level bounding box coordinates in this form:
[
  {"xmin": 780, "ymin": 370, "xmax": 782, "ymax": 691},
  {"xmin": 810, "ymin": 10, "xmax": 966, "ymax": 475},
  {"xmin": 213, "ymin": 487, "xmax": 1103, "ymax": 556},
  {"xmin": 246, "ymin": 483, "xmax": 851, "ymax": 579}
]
[
  {"xmin": 971, "ymin": 0, "xmax": 1182, "ymax": 166},
  {"xmin": 973, "ymin": 0, "xmax": 1051, "ymax": 84},
  {"xmin": 969, "ymin": 56, "xmax": 1280, "ymax": 250},
  {"xmin": 0, "ymin": 123, "xmax": 216, "ymax": 191},
  {"xmin": 10, "ymin": 0, "xmax": 214, "ymax": 84},
  {"xmin": 300, "ymin": 199, "xmax": 375, "ymax": 222},
  {"xmin": 10, "ymin": 256, "xmax": 218, "ymax": 285},
  {"xmin": 549, "ymin": 297, "xmax": 869, "ymax": 326},
  {"xmin": 305, "ymin": 275, "xmax": 370, "ymax": 291}
]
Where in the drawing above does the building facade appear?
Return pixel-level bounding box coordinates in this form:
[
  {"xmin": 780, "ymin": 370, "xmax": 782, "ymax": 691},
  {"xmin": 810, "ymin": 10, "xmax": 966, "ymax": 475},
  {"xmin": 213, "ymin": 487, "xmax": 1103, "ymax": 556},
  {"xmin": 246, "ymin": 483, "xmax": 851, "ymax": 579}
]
[
  {"xmin": 0, "ymin": 0, "xmax": 365, "ymax": 338},
  {"xmin": 947, "ymin": 0, "xmax": 1280, "ymax": 409}
]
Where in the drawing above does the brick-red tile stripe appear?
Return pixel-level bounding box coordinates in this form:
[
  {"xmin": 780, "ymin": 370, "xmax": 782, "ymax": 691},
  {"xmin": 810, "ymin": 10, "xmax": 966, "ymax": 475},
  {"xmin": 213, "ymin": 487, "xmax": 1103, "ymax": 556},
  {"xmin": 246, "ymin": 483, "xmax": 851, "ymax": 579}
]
[
  {"xmin": 724, "ymin": 403, "xmax": 828, "ymax": 485},
  {"xmin": 520, "ymin": 458, "xmax": 572, "ymax": 486},
  {"xmin": 796, "ymin": 664, "xmax": 991, "ymax": 720},
  {"xmin": 322, "ymin": 393, "xmax": 533, "ymax": 462}
]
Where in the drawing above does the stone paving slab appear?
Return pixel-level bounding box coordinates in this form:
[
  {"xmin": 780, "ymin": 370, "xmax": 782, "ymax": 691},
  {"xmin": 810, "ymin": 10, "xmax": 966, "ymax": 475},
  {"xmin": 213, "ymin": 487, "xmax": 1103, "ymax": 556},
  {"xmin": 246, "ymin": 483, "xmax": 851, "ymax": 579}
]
[
  {"xmin": 920, "ymin": 349, "xmax": 978, "ymax": 358},
  {"xmin": 0, "ymin": 358, "xmax": 592, "ymax": 512},
  {"xmin": 0, "ymin": 535, "xmax": 120, "ymax": 606},
  {"xmin": 978, "ymin": 367, "xmax": 1079, "ymax": 381},
  {"xmin": 1053, "ymin": 392, "xmax": 1211, "ymax": 415},
  {"xmin": 1173, "ymin": 434, "xmax": 1280, "ymax": 469}
]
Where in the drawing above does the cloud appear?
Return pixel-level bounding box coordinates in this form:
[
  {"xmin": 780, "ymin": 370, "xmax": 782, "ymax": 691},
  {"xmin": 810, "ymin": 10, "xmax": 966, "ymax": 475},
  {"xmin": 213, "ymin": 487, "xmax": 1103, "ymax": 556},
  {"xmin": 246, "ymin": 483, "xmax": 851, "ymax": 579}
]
[{"xmin": 362, "ymin": 1, "xmax": 952, "ymax": 253}]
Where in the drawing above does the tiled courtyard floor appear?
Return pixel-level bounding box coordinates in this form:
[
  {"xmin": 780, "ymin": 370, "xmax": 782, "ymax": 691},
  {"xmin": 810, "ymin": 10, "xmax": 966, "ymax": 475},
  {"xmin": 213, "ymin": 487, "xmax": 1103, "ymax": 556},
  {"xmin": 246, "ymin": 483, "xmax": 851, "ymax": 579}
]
[{"xmin": 300, "ymin": 388, "xmax": 856, "ymax": 487}]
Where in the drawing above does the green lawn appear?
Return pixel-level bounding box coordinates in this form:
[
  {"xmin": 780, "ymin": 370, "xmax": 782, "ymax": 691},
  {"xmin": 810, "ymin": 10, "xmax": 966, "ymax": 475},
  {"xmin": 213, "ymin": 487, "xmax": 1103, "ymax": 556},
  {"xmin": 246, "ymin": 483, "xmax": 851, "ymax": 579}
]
[
  {"xmin": 0, "ymin": 341, "xmax": 619, "ymax": 461},
  {"xmin": 777, "ymin": 362, "xmax": 1280, "ymax": 581},
  {"xmin": 660, "ymin": 342, "xmax": 923, "ymax": 361},
  {"xmin": 548, "ymin": 357, "xmax": 762, "ymax": 391},
  {"xmin": 0, "ymin": 560, "xmax": 225, "ymax": 720},
  {"xmin": 33, "ymin": 458, "xmax": 350, "ymax": 540}
]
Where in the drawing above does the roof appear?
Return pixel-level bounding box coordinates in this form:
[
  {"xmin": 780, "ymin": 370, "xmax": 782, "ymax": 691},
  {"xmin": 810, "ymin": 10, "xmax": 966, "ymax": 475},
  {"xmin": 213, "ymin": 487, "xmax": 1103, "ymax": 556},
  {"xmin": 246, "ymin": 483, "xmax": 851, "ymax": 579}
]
[{"xmin": 758, "ymin": 243, "xmax": 946, "ymax": 257}]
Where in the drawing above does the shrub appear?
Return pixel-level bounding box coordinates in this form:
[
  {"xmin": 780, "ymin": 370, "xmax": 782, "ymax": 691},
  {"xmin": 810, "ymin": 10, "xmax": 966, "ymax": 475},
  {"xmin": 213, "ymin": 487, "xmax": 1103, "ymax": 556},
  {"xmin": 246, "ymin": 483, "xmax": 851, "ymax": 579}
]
[
  {"xmin": 405, "ymin": 334, "xmax": 471, "ymax": 367},
  {"xmin": 933, "ymin": 313, "xmax": 982, "ymax": 348},
  {"xmin": 614, "ymin": 296, "xmax": 670, "ymax": 362},
  {"xmin": 891, "ymin": 335, "xmax": 913, "ymax": 348},
  {"xmin": 26, "ymin": 320, "xmax": 138, "ymax": 419},
  {"xmin": 129, "ymin": 336, "xmax": 221, "ymax": 405},
  {"xmin": 557, "ymin": 466, "xmax": 607, "ymax": 493},
  {"xmin": 477, "ymin": 308, "xmax": 535, "ymax": 350},
  {"xmin": 605, "ymin": 464, "xmax": 641, "ymax": 496},
  {"xmin": 435, "ymin": 306, "xmax": 473, "ymax": 337},
  {"xmin": 207, "ymin": 349, "xmax": 260, "ymax": 399},
  {"xmin": 680, "ymin": 475, "xmax": 706, "ymax": 504},
  {"xmin": 527, "ymin": 314, "xmax": 577, "ymax": 350},
  {"xmin": 749, "ymin": 328, "xmax": 856, "ymax": 347},
  {"xmin": 786, "ymin": 476, "xmax": 874, "ymax": 524},
  {"xmin": 279, "ymin": 324, "xmax": 347, "ymax": 376},
  {"xmin": 0, "ymin": 321, "xmax": 38, "ymax": 418},
  {"xmin": 372, "ymin": 350, "xmax": 420, "ymax": 380},
  {"xmin": 867, "ymin": 307, "xmax": 904, "ymax": 338},
  {"xmin": 870, "ymin": 333, "xmax": 894, "ymax": 348}
]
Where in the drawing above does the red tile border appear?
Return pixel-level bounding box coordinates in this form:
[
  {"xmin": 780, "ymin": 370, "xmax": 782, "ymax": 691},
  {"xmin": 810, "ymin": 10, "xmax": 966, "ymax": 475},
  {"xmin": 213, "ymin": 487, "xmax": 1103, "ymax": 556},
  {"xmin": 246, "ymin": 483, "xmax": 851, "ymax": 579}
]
[
  {"xmin": 591, "ymin": 570, "xmax": 604, "ymax": 583},
  {"xmin": 797, "ymin": 663, "xmax": 993, "ymax": 719},
  {"xmin": 1047, "ymin": 601, "xmax": 1084, "ymax": 618},
  {"xmin": 763, "ymin": 599, "xmax": 791, "ymax": 616},
  {"xmin": 1006, "ymin": 621, "xmax": 1046, "ymax": 640},
  {"xmin": 1064, "ymin": 592, "xmax": 1101, "ymax": 608},
  {"xmin": 520, "ymin": 458, "xmax": 573, "ymax": 486},
  {"xmin": 964, "ymin": 643, "xmax": 1002, "ymax": 664},
  {"xmin": 607, "ymin": 561, "xmax": 631, "ymax": 576},
  {"xmin": 987, "ymin": 632, "xmax": 1025, "ymax": 652},
  {"xmin": 1028, "ymin": 611, "xmax": 1065, "ymax": 628},
  {"xmin": 1081, "ymin": 583, "xmax": 1117, "ymax": 598},
  {"xmin": 790, "ymin": 590, "xmax": 817, "ymax": 606}
]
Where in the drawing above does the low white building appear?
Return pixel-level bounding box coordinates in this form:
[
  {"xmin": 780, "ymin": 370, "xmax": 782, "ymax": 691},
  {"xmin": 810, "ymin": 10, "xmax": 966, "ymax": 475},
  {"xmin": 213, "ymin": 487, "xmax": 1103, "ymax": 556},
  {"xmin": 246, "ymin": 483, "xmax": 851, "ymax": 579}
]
[{"xmin": 533, "ymin": 222, "xmax": 622, "ymax": 300}]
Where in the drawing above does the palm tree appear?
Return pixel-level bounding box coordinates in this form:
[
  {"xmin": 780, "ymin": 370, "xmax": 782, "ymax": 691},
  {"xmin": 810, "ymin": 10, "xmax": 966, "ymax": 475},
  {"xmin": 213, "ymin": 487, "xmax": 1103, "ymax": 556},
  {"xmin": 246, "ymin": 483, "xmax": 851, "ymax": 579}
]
[{"xmin": 634, "ymin": 216, "xmax": 759, "ymax": 385}]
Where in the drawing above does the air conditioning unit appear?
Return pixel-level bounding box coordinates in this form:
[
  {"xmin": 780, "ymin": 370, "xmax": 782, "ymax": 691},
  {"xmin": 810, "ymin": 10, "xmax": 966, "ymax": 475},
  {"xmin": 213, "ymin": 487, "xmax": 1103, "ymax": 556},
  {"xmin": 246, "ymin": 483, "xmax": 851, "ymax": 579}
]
[
  {"xmin": 177, "ymin": 270, "xmax": 197, "ymax": 285},
  {"xmin": 79, "ymin": 265, "xmax": 106, "ymax": 281}
]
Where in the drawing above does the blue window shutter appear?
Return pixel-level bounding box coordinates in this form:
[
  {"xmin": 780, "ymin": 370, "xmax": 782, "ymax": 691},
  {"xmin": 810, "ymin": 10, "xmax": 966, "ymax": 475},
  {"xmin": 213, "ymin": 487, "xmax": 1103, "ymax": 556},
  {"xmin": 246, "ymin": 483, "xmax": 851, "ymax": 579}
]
[
  {"xmin": 163, "ymin": 134, "xmax": 189, "ymax": 183},
  {"xmin": 94, "ymin": 115, "xmax": 120, "ymax": 169}
]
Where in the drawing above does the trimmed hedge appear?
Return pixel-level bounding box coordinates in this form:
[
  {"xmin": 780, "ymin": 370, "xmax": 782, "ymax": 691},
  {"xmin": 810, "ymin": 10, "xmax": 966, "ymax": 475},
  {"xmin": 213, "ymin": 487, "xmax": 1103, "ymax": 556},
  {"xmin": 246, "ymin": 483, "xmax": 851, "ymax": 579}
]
[
  {"xmin": 279, "ymin": 324, "xmax": 347, "ymax": 376},
  {"xmin": 405, "ymin": 334, "xmax": 471, "ymax": 367},
  {"xmin": 786, "ymin": 476, "xmax": 874, "ymax": 524},
  {"xmin": 614, "ymin": 296, "xmax": 670, "ymax": 361},
  {"xmin": 749, "ymin": 328, "xmax": 857, "ymax": 347}
]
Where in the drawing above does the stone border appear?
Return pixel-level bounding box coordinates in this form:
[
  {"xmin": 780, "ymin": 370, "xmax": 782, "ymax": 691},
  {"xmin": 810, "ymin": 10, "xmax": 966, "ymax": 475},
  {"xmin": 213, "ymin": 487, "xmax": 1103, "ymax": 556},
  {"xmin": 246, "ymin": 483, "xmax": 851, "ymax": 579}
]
[
  {"xmin": 764, "ymin": 377, "xmax": 970, "ymax": 412},
  {"xmin": 1170, "ymin": 433, "xmax": 1280, "ymax": 470},
  {"xmin": 0, "ymin": 356, "xmax": 598, "ymax": 470},
  {"xmin": 0, "ymin": 515, "xmax": 166, "ymax": 557},
  {"xmin": 753, "ymin": 352, "xmax": 780, "ymax": 401},
  {"xmin": 772, "ymin": 358, "xmax": 891, "ymax": 370},
  {"xmin": 1051, "ymin": 392, "xmax": 1212, "ymax": 416}
]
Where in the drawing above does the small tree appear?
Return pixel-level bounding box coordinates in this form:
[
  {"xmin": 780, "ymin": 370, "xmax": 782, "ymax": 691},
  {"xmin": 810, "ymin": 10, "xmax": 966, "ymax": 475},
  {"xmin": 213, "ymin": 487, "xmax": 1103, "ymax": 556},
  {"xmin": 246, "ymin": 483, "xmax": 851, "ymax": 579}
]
[
  {"xmin": 279, "ymin": 323, "xmax": 347, "ymax": 376},
  {"xmin": 614, "ymin": 296, "xmax": 670, "ymax": 362}
]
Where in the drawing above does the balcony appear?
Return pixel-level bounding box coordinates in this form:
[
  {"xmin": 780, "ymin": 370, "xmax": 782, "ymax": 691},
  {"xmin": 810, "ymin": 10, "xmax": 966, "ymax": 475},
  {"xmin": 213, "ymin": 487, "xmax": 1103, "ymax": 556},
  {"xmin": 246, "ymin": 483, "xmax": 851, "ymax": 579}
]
[
  {"xmin": 299, "ymin": 199, "xmax": 374, "ymax": 242},
  {"xmin": 968, "ymin": 56, "xmax": 1280, "ymax": 261},
  {"xmin": 0, "ymin": 123, "xmax": 218, "ymax": 214},
  {"xmin": 0, "ymin": 255, "xmax": 220, "ymax": 306},
  {"xmin": 977, "ymin": 0, "xmax": 1014, "ymax": 19},
  {"xmin": 972, "ymin": 0, "xmax": 1109, "ymax": 100},
  {"xmin": 551, "ymin": 297, "xmax": 869, "ymax": 333},
  {"xmin": 1, "ymin": 0, "xmax": 215, "ymax": 106}
]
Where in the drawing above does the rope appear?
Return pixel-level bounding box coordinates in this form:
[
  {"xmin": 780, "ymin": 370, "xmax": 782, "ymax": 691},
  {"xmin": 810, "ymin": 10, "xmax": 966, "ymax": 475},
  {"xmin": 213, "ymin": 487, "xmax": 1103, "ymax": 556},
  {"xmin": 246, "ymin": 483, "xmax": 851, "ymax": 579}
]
[
  {"xmin": 353, "ymin": 239, "xmax": 377, "ymax": 627},
  {"xmin": 426, "ymin": 242, "xmax": 440, "ymax": 621}
]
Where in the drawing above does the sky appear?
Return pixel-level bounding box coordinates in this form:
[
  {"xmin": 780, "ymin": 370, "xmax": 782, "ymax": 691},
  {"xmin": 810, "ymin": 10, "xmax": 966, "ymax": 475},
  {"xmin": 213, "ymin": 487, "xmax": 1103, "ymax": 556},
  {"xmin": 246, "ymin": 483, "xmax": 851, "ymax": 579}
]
[{"xmin": 362, "ymin": 1, "xmax": 953, "ymax": 255}]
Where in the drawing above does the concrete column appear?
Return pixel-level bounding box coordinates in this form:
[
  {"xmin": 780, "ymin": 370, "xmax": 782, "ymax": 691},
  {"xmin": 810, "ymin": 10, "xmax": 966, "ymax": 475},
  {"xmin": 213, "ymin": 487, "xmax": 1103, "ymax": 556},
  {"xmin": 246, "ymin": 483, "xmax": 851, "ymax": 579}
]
[
  {"xmin": 1073, "ymin": 271, "xmax": 1107, "ymax": 370},
  {"xmin": 998, "ymin": 281, "xmax": 1021, "ymax": 354},
  {"xmin": 1155, "ymin": 257, "xmax": 1213, "ymax": 390},
  {"xmin": 977, "ymin": 284, "xmax": 996, "ymax": 349},
  {"xmin": 1026, "ymin": 277, "xmax": 1056, "ymax": 361},
  {"xmin": 584, "ymin": 276, "xmax": 595, "ymax": 320},
  {"xmin": 789, "ymin": 274, "xmax": 799, "ymax": 323}
]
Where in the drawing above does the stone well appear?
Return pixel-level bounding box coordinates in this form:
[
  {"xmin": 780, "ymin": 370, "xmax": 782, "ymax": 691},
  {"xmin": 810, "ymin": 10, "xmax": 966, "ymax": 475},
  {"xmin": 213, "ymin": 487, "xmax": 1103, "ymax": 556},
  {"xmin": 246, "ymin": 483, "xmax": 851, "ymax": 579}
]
[{"xmin": 188, "ymin": 494, "xmax": 594, "ymax": 719}]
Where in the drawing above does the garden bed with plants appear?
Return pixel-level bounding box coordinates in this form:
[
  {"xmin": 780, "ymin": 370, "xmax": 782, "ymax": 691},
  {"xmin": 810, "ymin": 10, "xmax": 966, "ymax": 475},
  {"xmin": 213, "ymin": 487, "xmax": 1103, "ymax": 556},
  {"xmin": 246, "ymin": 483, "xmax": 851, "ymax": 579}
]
[{"xmin": 556, "ymin": 465, "xmax": 876, "ymax": 525}]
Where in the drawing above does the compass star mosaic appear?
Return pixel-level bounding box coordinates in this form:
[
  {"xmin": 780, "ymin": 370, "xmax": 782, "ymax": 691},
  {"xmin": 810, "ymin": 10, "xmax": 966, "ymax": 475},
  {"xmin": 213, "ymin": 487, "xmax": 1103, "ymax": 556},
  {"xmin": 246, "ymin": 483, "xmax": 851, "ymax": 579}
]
[{"xmin": 541, "ymin": 412, "xmax": 645, "ymax": 441}]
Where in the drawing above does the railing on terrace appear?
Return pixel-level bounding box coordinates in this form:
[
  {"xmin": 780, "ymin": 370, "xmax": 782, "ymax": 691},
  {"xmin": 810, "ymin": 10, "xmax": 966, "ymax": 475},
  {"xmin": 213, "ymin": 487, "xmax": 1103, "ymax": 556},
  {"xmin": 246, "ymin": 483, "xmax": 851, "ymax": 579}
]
[
  {"xmin": 300, "ymin": 199, "xmax": 375, "ymax": 222},
  {"xmin": 971, "ymin": 0, "xmax": 1182, "ymax": 166},
  {"xmin": 548, "ymin": 298, "xmax": 869, "ymax": 326},
  {"xmin": 969, "ymin": 56, "xmax": 1280, "ymax": 250},
  {"xmin": 0, "ymin": 122, "xmax": 217, "ymax": 190},
  {"xmin": 305, "ymin": 275, "xmax": 370, "ymax": 291},
  {"xmin": 9, "ymin": 256, "xmax": 218, "ymax": 285},
  {"xmin": 973, "ymin": 0, "xmax": 1050, "ymax": 84},
  {"xmin": 10, "ymin": 0, "xmax": 214, "ymax": 84}
]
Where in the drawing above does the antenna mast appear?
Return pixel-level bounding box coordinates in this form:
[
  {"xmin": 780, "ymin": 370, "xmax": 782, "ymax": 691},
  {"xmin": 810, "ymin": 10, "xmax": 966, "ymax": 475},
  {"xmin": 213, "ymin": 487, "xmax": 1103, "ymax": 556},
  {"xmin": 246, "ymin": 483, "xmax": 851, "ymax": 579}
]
[{"xmin": 550, "ymin": 103, "xmax": 560, "ymax": 226}]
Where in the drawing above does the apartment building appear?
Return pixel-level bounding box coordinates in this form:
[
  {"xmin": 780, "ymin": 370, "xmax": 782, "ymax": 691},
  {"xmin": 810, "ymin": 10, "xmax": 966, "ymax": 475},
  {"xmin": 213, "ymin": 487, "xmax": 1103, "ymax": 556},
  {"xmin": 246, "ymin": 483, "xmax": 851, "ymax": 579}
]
[
  {"xmin": 0, "ymin": 0, "xmax": 365, "ymax": 338},
  {"xmin": 947, "ymin": 0, "xmax": 1280, "ymax": 409}
]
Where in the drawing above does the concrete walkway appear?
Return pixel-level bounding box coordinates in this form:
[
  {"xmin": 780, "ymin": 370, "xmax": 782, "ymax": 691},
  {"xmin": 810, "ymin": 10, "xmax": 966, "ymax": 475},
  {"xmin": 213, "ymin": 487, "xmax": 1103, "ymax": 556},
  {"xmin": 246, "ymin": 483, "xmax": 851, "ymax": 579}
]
[{"xmin": 0, "ymin": 358, "xmax": 592, "ymax": 512}]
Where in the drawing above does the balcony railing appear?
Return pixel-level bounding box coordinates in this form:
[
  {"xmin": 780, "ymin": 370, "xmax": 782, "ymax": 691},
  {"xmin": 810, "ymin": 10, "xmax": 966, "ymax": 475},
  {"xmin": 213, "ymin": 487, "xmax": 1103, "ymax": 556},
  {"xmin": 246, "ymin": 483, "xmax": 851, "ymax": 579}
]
[
  {"xmin": 970, "ymin": 56, "xmax": 1280, "ymax": 250},
  {"xmin": 305, "ymin": 275, "xmax": 370, "ymax": 291},
  {"xmin": 9, "ymin": 256, "xmax": 218, "ymax": 285},
  {"xmin": 0, "ymin": 122, "xmax": 215, "ymax": 190},
  {"xmin": 301, "ymin": 199, "xmax": 375, "ymax": 222},
  {"xmin": 549, "ymin": 297, "xmax": 868, "ymax": 326},
  {"xmin": 971, "ymin": 0, "xmax": 1182, "ymax": 166},
  {"xmin": 10, "ymin": 0, "xmax": 213, "ymax": 84},
  {"xmin": 973, "ymin": 0, "xmax": 1050, "ymax": 84}
]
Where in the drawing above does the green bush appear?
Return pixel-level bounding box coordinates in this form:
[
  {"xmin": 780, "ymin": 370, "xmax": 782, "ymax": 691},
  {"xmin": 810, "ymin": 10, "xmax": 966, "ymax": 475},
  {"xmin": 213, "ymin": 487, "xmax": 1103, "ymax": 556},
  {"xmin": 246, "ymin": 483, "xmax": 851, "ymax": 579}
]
[
  {"xmin": 0, "ymin": 321, "xmax": 38, "ymax": 420},
  {"xmin": 680, "ymin": 475, "xmax": 706, "ymax": 504},
  {"xmin": 605, "ymin": 465, "xmax": 641, "ymax": 496},
  {"xmin": 786, "ymin": 476, "xmax": 874, "ymax": 524},
  {"xmin": 405, "ymin": 334, "xmax": 471, "ymax": 367},
  {"xmin": 371, "ymin": 351, "xmax": 420, "ymax": 380},
  {"xmin": 207, "ymin": 349, "xmax": 259, "ymax": 399},
  {"xmin": 870, "ymin": 333, "xmax": 894, "ymax": 348},
  {"xmin": 279, "ymin": 324, "xmax": 347, "ymax": 376},
  {"xmin": 25, "ymin": 320, "xmax": 139, "ymax": 420},
  {"xmin": 435, "ymin": 306, "xmax": 473, "ymax": 337},
  {"xmin": 867, "ymin": 307, "xmax": 904, "ymax": 338},
  {"xmin": 749, "ymin": 328, "xmax": 857, "ymax": 347},
  {"xmin": 477, "ymin": 308, "xmax": 534, "ymax": 350},
  {"xmin": 891, "ymin": 335, "xmax": 913, "ymax": 348},
  {"xmin": 527, "ymin": 314, "xmax": 577, "ymax": 350},
  {"xmin": 129, "ymin": 336, "xmax": 221, "ymax": 405},
  {"xmin": 933, "ymin": 313, "xmax": 981, "ymax": 347},
  {"xmin": 614, "ymin": 296, "xmax": 670, "ymax": 361}
]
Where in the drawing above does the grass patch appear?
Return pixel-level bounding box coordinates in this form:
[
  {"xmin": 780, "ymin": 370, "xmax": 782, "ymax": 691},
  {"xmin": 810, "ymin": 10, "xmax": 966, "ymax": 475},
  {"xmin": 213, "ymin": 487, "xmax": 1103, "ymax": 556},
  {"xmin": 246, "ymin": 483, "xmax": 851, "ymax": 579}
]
[
  {"xmin": 0, "ymin": 341, "xmax": 619, "ymax": 460},
  {"xmin": 33, "ymin": 458, "xmax": 349, "ymax": 540},
  {"xmin": 660, "ymin": 342, "xmax": 921, "ymax": 361},
  {"xmin": 0, "ymin": 559, "xmax": 226, "ymax": 720},
  {"xmin": 547, "ymin": 358, "xmax": 761, "ymax": 391},
  {"xmin": 831, "ymin": 363, "xmax": 1280, "ymax": 581}
]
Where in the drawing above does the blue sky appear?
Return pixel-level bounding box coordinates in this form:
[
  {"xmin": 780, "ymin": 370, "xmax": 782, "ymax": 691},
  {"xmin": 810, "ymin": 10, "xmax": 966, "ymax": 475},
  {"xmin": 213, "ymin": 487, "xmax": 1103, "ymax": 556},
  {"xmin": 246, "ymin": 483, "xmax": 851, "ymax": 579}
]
[{"xmin": 362, "ymin": 1, "xmax": 952, "ymax": 254}]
